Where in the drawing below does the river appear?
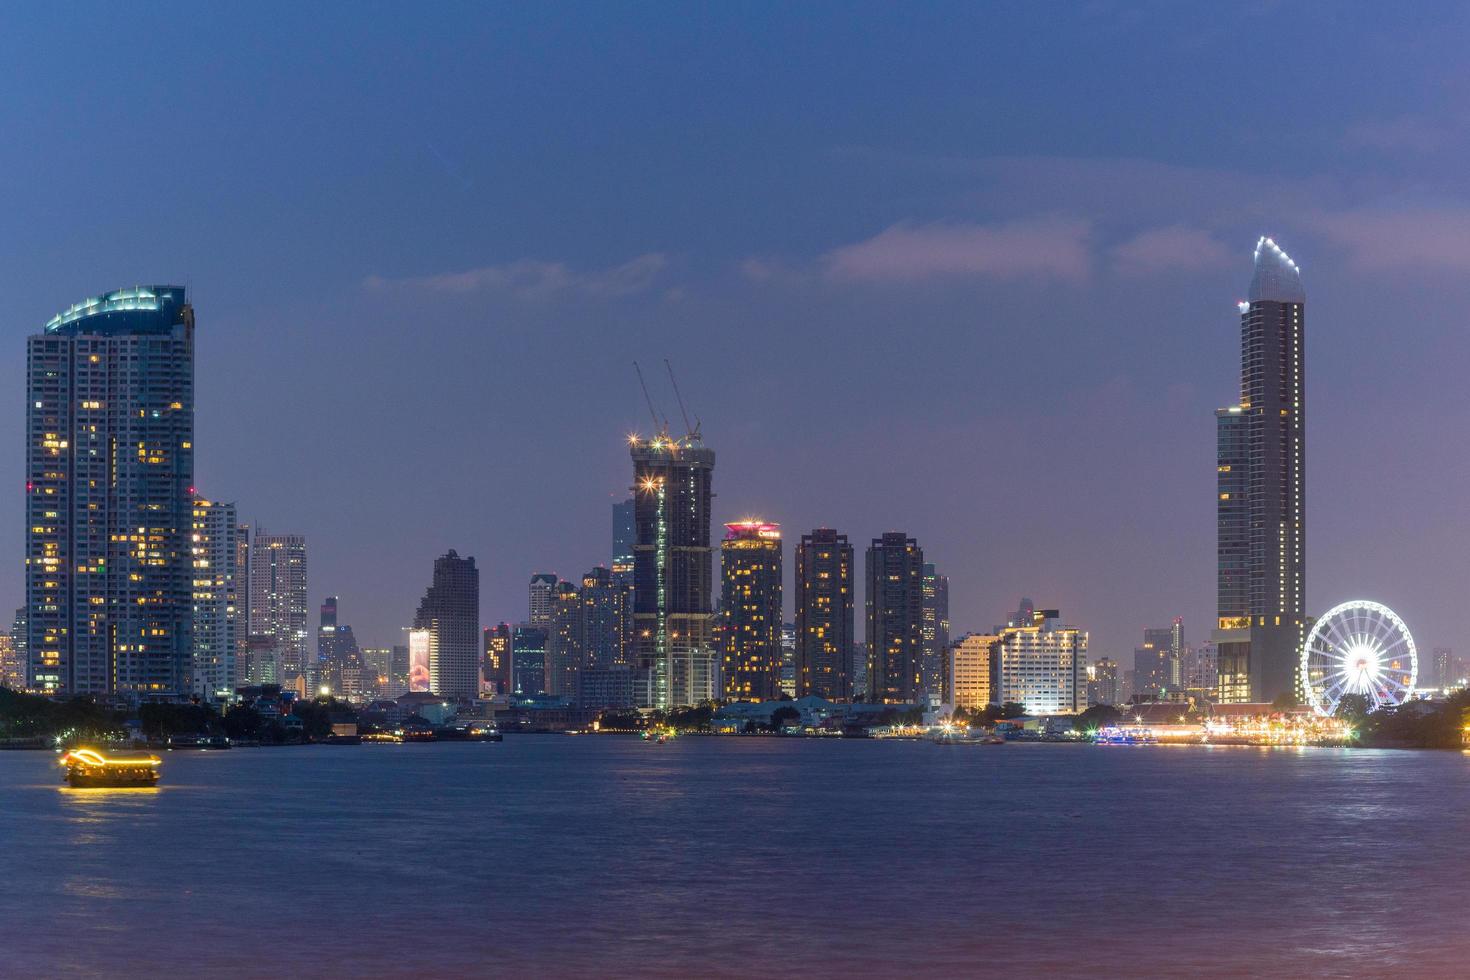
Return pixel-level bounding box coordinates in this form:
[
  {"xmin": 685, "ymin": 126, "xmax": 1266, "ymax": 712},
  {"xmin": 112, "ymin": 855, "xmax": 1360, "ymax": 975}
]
[{"xmin": 2, "ymin": 737, "xmax": 1467, "ymax": 977}]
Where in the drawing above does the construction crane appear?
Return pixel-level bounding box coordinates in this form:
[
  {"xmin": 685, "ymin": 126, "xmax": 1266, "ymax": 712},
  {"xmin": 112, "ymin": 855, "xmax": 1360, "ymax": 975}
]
[
  {"xmin": 632, "ymin": 361, "xmax": 671, "ymax": 441},
  {"xmin": 664, "ymin": 358, "xmax": 701, "ymax": 443}
]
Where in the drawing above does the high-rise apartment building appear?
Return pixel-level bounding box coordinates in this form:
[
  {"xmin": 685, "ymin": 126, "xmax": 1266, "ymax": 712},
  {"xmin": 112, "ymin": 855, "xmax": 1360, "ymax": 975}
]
[
  {"xmin": 719, "ymin": 520, "xmax": 783, "ymax": 701},
  {"xmin": 1215, "ymin": 238, "xmax": 1306, "ymax": 703},
  {"xmin": 9, "ymin": 609, "xmax": 27, "ymax": 690},
  {"xmin": 1134, "ymin": 623, "xmax": 1181, "ymax": 699},
  {"xmin": 578, "ymin": 566, "xmax": 635, "ymax": 709},
  {"xmin": 1089, "ymin": 656, "xmax": 1120, "ymax": 706},
  {"xmin": 191, "ymin": 498, "xmax": 243, "ymax": 701},
  {"xmin": 796, "ymin": 528, "xmax": 853, "ymax": 701},
  {"xmin": 248, "ymin": 532, "xmax": 308, "ymax": 687},
  {"xmin": 27, "ymin": 286, "xmax": 194, "ymax": 698},
  {"xmin": 0, "ymin": 634, "xmax": 20, "ymax": 690},
  {"xmin": 630, "ymin": 432, "xmax": 716, "ymax": 709},
  {"xmin": 548, "ymin": 580, "xmax": 583, "ymax": 698},
  {"xmin": 990, "ymin": 607, "xmax": 1088, "ymax": 715},
  {"xmin": 950, "ymin": 633, "xmax": 996, "ymax": 711},
  {"xmin": 510, "ymin": 624, "xmax": 548, "ymax": 696},
  {"xmin": 413, "ymin": 550, "xmax": 480, "ymax": 700},
  {"xmin": 921, "ymin": 563, "xmax": 950, "ymax": 701},
  {"xmin": 529, "ymin": 573, "xmax": 558, "ymax": 627},
  {"xmin": 865, "ymin": 532, "xmax": 924, "ymax": 703}
]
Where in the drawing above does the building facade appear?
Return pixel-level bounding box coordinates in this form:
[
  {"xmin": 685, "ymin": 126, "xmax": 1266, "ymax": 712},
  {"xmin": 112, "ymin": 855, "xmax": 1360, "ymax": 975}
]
[
  {"xmin": 990, "ymin": 607, "xmax": 1088, "ymax": 715},
  {"xmin": 630, "ymin": 432, "xmax": 716, "ymax": 709},
  {"xmin": 795, "ymin": 528, "xmax": 853, "ymax": 701},
  {"xmin": 865, "ymin": 532, "xmax": 924, "ymax": 703},
  {"xmin": 248, "ymin": 532, "xmax": 308, "ymax": 688},
  {"xmin": 529, "ymin": 573, "xmax": 558, "ymax": 627},
  {"xmin": 27, "ymin": 286, "xmax": 194, "ymax": 698},
  {"xmin": 719, "ymin": 520, "xmax": 783, "ymax": 701},
  {"xmin": 1089, "ymin": 656, "xmax": 1120, "ymax": 706},
  {"xmin": 921, "ymin": 563, "xmax": 950, "ymax": 701},
  {"xmin": 191, "ymin": 498, "xmax": 243, "ymax": 701},
  {"xmin": 413, "ymin": 550, "xmax": 480, "ymax": 700},
  {"xmin": 950, "ymin": 633, "xmax": 996, "ymax": 712},
  {"xmin": 1215, "ymin": 238, "xmax": 1306, "ymax": 704},
  {"xmin": 548, "ymin": 579, "xmax": 583, "ymax": 699}
]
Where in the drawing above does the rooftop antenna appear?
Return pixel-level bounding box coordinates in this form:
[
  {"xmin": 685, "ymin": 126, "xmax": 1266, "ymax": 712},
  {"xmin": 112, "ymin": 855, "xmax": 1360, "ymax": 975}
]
[
  {"xmin": 633, "ymin": 361, "xmax": 669, "ymax": 437},
  {"xmin": 664, "ymin": 358, "xmax": 700, "ymax": 441}
]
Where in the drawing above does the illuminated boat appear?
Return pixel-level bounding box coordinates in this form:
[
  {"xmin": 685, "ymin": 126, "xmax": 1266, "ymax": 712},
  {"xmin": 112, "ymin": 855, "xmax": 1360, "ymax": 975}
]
[{"xmin": 59, "ymin": 748, "xmax": 162, "ymax": 787}]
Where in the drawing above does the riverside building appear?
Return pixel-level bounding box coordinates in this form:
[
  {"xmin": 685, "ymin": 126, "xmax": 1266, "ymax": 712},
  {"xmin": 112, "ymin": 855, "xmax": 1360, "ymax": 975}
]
[
  {"xmin": 719, "ymin": 520, "xmax": 783, "ymax": 701},
  {"xmin": 795, "ymin": 528, "xmax": 854, "ymax": 701},
  {"xmin": 27, "ymin": 286, "xmax": 194, "ymax": 698},
  {"xmin": 1215, "ymin": 238, "xmax": 1307, "ymax": 704},
  {"xmin": 865, "ymin": 532, "xmax": 925, "ymax": 703},
  {"xmin": 990, "ymin": 607, "xmax": 1087, "ymax": 715},
  {"xmin": 630, "ymin": 430, "xmax": 716, "ymax": 709}
]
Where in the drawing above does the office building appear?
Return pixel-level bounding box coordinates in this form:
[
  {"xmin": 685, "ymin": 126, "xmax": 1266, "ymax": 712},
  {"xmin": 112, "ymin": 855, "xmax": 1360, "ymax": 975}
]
[
  {"xmin": 950, "ymin": 633, "xmax": 996, "ymax": 711},
  {"xmin": 579, "ymin": 566, "xmax": 635, "ymax": 709},
  {"xmin": 779, "ymin": 622, "xmax": 796, "ymax": 698},
  {"xmin": 484, "ymin": 623, "xmax": 511, "ymax": 695},
  {"xmin": 529, "ymin": 573, "xmax": 558, "ymax": 627},
  {"xmin": 990, "ymin": 607, "xmax": 1088, "ymax": 715},
  {"xmin": 796, "ymin": 528, "xmax": 853, "ymax": 701},
  {"xmin": 248, "ymin": 532, "xmax": 308, "ymax": 688},
  {"xmin": 630, "ymin": 431, "xmax": 716, "ymax": 709},
  {"xmin": 27, "ymin": 286, "xmax": 194, "ymax": 698},
  {"xmin": 865, "ymin": 532, "xmax": 924, "ymax": 703},
  {"xmin": 921, "ymin": 563, "xmax": 950, "ymax": 701},
  {"xmin": 719, "ymin": 520, "xmax": 783, "ymax": 701},
  {"xmin": 191, "ymin": 498, "xmax": 243, "ymax": 701},
  {"xmin": 1215, "ymin": 238, "xmax": 1307, "ymax": 703},
  {"xmin": 510, "ymin": 624, "xmax": 548, "ymax": 696},
  {"xmin": 413, "ymin": 550, "xmax": 480, "ymax": 699}
]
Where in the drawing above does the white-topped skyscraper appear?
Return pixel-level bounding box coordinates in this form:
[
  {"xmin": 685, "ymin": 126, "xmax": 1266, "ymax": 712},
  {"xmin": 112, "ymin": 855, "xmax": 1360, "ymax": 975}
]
[
  {"xmin": 1215, "ymin": 238, "xmax": 1306, "ymax": 703},
  {"xmin": 26, "ymin": 286, "xmax": 194, "ymax": 698}
]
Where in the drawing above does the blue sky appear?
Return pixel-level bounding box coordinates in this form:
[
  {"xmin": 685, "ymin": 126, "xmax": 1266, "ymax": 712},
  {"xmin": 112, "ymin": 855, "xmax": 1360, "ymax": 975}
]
[{"xmin": 5, "ymin": 2, "xmax": 1470, "ymax": 663}]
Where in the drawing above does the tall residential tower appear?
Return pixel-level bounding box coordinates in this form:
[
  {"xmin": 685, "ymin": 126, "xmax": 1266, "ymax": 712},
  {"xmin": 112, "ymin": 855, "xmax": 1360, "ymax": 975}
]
[
  {"xmin": 1215, "ymin": 238, "xmax": 1306, "ymax": 703},
  {"xmin": 795, "ymin": 528, "xmax": 854, "ymax": 700},
  {"xmin": 27, "ymin": 286, "xmax": 194, "ymax": 698},
  {"xmin": 719, "ymin": 520, "xmax": 783, "ymax": 701}
]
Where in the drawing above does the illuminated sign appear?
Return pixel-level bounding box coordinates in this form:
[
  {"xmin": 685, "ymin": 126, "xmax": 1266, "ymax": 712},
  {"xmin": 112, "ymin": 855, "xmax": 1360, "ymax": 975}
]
[{"xmin": 409, "ymin": 629, "xmax": 433, "ymax": 693}]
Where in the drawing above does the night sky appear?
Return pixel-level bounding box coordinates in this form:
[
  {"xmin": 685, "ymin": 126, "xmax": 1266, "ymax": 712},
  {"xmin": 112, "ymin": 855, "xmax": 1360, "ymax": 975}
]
[{"xmin": 4, "ymin": 3, "xmax": 1470, "ymax": 664}]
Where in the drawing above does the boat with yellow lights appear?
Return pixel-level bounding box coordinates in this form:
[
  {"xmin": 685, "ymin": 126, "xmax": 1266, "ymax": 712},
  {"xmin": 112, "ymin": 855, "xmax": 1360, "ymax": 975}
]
[{"xmin": 59, "ymin": 748, "xmax": 162, "ymax": 788}]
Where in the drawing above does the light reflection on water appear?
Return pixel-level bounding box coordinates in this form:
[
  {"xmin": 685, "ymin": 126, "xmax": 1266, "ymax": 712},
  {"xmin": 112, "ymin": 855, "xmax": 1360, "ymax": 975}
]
[{"xmin": 2, "ymin": 739, "xmax": 1469, "ymax": 978}]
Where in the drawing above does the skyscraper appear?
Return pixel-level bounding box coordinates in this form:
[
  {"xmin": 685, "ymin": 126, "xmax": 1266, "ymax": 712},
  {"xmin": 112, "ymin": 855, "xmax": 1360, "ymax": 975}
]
[
  {"xmin": 9, "ymin": 609, "xmax": 27, "ymax": 690},
  {"xmin": 413, "ymin": 550, "xmax": 480, "ymax": 700},
  {"xmin": 483, "ymin": 623, "xmax": 511, "ymax": 695},
  {"xmin": 865, "ymin": 532, "xmax": 924, "ymax": 703},
  {"xmin": 921, "ymin": 563, "xmax": 950, "ymax": 701},
  {"xmin": 630, "ymin": 431, "xmax": 716, "ymax": 709},
  {"xmin": 27, "ymin": 286, "xmax": 194, "ymax": 698},
  {"xmin": 1215, "ymin": 238, "xmax": 1306, "ymax": 704},
  {"xmin": 248, "ymin": 532, "xmax": 308, "ymax": 688},
  {"xmin": 719, "ymin": 520, "xmax": 783, "ymax": 702},
  {"xmin": 529, "ymin": 573, "xmax": 558, "ymax": 627},
  {"xmin": 191, "ymin": 498, "xmax": 243, "ymax": 701},
  {"xmin": 510, "ymin": 624, "xmax": 548, "ymax": 696},
  {"xmin": 795, "ymin": 528, "xmax": 854, "ymax": 700}
]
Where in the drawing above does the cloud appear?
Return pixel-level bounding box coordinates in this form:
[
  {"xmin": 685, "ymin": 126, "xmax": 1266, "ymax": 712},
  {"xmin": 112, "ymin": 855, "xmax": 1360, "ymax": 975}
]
[
  {"xmin": 1110, "ymin": 226, "xmax": 1232, "ymax": 277},
  {"xmin": 1308, "ymin": 207, "xmax": 1470, "ymax": 272},
  {"xmin": 822, "ymin": 217, "xmax": 1091, "ymax": 283},
  {"xmin": 1343, "ymin": 115, "xmax": 1454, "ymax": 154},
  {"xmin": 365, "ymin": 253, "xmax": 669, "ymax": 298}
]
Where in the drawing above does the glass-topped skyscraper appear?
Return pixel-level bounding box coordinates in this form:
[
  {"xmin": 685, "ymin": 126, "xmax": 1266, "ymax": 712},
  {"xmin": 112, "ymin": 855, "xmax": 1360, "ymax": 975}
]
[
  {"xmin": 1215, "ymin": 238, "xmax": 1306, "ymax": 703},
  {"xmin": 27, "ymin": 286, "xmax": 194, "ymax": 698}
]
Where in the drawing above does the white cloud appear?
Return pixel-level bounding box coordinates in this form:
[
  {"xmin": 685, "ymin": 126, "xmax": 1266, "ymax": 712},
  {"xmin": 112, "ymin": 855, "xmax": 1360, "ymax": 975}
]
[{"xmin": 365, "ymin": 253, "xmax": 669, "ymax": 298}]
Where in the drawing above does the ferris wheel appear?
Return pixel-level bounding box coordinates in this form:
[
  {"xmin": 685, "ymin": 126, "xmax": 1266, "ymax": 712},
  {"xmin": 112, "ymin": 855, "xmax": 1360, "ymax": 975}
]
[{"xmin": 1300, "ymin": 600, "xmax": 1418, "ymax": 717}]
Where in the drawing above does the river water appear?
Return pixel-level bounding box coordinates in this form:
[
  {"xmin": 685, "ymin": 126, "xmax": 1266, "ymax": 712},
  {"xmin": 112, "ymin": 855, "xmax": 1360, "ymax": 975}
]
[{"xmin": 2, "ymin": 737, "xmax": 1467, "ymax": 978}]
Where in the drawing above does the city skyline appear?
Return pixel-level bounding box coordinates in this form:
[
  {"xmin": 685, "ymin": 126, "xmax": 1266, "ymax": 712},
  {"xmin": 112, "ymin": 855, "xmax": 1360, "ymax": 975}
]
[{"xmin": 4, "ymin": 5, "xmax": 1469, "ymax": 667}]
